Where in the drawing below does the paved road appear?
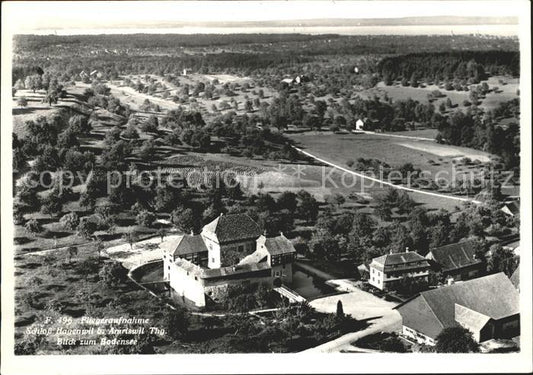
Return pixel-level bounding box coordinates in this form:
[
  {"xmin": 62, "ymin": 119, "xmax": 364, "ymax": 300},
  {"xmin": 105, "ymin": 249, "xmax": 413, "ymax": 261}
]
[
  {"xmin": 304, "ymin": 282, "xmax": 402, "ymax": 353},
  {"xmin": 293, "ymin": 146, "xmax": 481, "ymax": 204}
]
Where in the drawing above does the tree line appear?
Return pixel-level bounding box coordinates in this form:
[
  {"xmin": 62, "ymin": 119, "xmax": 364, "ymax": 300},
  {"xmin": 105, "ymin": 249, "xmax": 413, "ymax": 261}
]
[{"xmin": 378, "ymin": 51, "xmax": 519, "ymax": 85}]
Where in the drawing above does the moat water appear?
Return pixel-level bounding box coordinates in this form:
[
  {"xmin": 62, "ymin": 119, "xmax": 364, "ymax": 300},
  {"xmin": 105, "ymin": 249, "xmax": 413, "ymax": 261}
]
[{"xmin": 290, "ymin": 270, "xmax": 338, "ymax": 300}]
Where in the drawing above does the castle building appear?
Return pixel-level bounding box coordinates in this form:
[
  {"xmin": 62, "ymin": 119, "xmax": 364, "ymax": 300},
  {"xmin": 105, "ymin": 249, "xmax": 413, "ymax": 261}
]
[{"xmin": 163, "ymin": 213, "xmax": 296, "ymax": 309}]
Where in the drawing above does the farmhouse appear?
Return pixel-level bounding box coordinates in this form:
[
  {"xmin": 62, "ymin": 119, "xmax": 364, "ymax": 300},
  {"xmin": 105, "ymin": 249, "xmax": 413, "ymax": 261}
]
[
  {"xmin": 501, "ymin": 201, "xmax": 520, "ymax": 217},
  {"xmin": 395, "ymin": 273, "xmax": 520, "ymax": 345},
  {"xmin": 425, "ymin": 240, "xmax": 485, "ymax": 281},
  {"xmin": 163, "ymin": 213, "xmax": 297, "ymax": 309},
  {"xmin": 368, "ymin": 250, "xmax": 430, "ymax": 291}
]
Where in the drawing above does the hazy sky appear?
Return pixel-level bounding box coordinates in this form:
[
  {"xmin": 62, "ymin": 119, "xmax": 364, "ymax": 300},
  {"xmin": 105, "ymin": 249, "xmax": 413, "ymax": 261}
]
[{"xmin": 3, "ymin": 1, "xmax": 524, "ymax": 32}]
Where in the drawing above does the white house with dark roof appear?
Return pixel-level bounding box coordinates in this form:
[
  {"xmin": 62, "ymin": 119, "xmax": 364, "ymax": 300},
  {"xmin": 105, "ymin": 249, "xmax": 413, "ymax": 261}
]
[
  {"xmin": 163, "ymin": 213, "xmax": 297, "ymax": 309},
  {"xmin": 369, "ymin": 250, "xmax": 431, "ymax": 291},
  {"xmin": 395, "ymin": 273, "xmax": 520, "ymax": 344}
]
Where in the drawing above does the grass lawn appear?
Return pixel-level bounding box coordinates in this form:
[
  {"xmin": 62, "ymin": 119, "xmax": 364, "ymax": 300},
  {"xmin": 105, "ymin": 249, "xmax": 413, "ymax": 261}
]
[{"xmin": 286, "ymin": 132, "xmax": 497, "ymax": 211}]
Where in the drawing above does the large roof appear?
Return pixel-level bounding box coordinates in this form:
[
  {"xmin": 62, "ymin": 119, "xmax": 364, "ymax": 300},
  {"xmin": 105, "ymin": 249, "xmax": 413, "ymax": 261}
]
[
  {"xmin": 238, "ymin": 246, "xmax": 269, "ymax": 265},
  {"xmin": 203, "ymin": 213, "xmax": 262, "ymax": 244},
  {"xmin": 264, "ymin": 235, "xmax": 297, "ymax": 256},
  {"xmin": 503, "ymin": 201, "xmax": 520, "ymax": 215},
  {"xmin": 172, "ymin": 257, "xmax": 271, "ymax": 280},
  {"xmin": 396, "ymin": 273, "xmax": 519, "ymax": 339},
  {"xmin": 427, "ymin": 240, "xmax": 482, "ymax": 272},
  {"xmin": 455, "ymin": 304, "xmax": 491, "ymax": 334},
  {"xmin": 372, "ymin": 251, "xmax": 429, "ymax": 271},
  {"xmin": 170, "ymin": 235, "xmax": 208, "ymax": 257}
]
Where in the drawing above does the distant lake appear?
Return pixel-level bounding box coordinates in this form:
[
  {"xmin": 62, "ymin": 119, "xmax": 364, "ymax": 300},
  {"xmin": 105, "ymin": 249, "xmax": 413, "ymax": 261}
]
[{"xmin": 29, "ymin": 24, "xmax": 518, "ymax": 36}]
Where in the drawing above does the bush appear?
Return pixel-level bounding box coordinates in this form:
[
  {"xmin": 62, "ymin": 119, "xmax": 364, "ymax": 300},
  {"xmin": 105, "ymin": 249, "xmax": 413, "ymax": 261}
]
[{"xmin": 17, "ymin": 96, "xmax": 28, "ymax": 107}]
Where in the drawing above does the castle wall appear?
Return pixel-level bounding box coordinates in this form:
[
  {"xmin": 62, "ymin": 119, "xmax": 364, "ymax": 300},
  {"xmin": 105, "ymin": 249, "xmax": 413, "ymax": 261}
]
[{"xmin": 168, "ymin": 262, "xmax": 206, "ymax": 308}]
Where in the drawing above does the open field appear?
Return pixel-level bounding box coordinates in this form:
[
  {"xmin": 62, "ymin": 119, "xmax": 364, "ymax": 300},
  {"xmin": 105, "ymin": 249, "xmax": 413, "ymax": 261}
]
[
  {"xmin": 289, "ymin": 131, "xmax": 492, "ymax": 174},
  {"xmin": 358, "ymin": 75, "xmax": 519, "ymax": 115},
  {"xmin": 287, "ymin": 131, "xmax": 497, "ymax": 211}
]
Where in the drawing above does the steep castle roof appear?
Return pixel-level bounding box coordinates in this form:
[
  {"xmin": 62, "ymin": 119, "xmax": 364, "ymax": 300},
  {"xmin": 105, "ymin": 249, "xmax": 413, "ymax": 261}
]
[
  {"xmin": 264, "ymin": 234, "xmax": 297, "ymax": 256},
  {"xmin": 202, "ymin": 213, "xmax": 262, "ymax": 244},
  {"xmin": 170, "ymin": 235, "xmax": 208, "ymax": 257}
]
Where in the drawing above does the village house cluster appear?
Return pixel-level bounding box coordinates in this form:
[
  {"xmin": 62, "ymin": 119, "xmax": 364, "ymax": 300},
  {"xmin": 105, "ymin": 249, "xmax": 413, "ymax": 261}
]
[{"xmin": 366, "ymin": 239, "xmax": 520, "ymax": 346}]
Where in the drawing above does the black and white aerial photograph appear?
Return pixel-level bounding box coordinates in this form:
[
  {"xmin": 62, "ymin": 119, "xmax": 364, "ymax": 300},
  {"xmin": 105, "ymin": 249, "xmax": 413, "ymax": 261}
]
[{"xmin": 1, "ymin": 1, "xmax": 531, "ymax": 374}]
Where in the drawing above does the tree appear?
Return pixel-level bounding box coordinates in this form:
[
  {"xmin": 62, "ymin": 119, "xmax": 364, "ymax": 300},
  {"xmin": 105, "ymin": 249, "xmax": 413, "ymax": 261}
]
[
  {"xmin": 296, "ymin": 192, "xmax": 319, "ymax": 224},
  {"xmin": 277, "ymin": 191, "xmax": 297, "ymax": 212},
  {"xmin": 95, "ymin": 239, "xmax": 105, "ymax": 259},
  {"xmin": 314, "ymin": 100, "xmax": 327, "ymax": 120},
  {"xmin": 77, "ymin": 217, "xmax": 98, "ymax": 239},
  {"xmin": 60, "ymin": 212, "xmax": 80, "ymax": 231},
  {"xmin": 79, "ymin": 192, "xmax": 96, "ymax": 212},
  {"xmin": 68, "ymin": 115, "xmax": 92, "ymax": 134},
  {"xmin": 138, "ymin": 140, "xmax": 156, "ymax": 161},
  {"xmin": 435, "ymin": 326, "xmax": 479, "ymax": 353},
  {"xmin": 40, "ymin": 191, "xmax": 64, "ymax": 218},
  {"xmin": 123, "ymin": 230, "xmax": 138, "ymax": 250},
  {"xmin": 16, "ymin": 181, "xmax": 40, "ymax": 212},
  {"xmin": 153, "ymin": 186, "xmax": 181, "ymax": 212},
  {"xmin": 136, "ymin": 210, "xmax": 156, "ymax": 227},
  {"xmin": 99, "ymin": 261, "xmax": 128, "ymax": 286},
  {"xmin": 157, "ymin": 228, "xmax": 167, "ymax": 242},
  {"xmin": 141, "ymin": 115, "xmax": 159, "ymax": 133},
  {"xmin": 17, "ymin": 96, "xmax": 28, "ymax": 108},
  {"xmin": 161, "ymin": 308, "xmax": 189, "ymax": 340},
  {"xmin": 171, "ymin": 207, "xmax": 197, "ymax": 234},
  {"xmin": 67, "ymin": 246, "xmax": 78, "ymax": 263},
  {"xmin": 25, "ymin": 74, "xmax": 42, "ymax": 93},
  {"xmin": 57, "ymin": 128, "xmax": 80, "ymax": 149},
  {"xmin": 336, "ymin": 300, "xmax": 345, "ymax": 319},
  {"xmin": 245, "ymin": 99, "xmax": 254, "ymax": 112},
  {"xmin": 446, "ymin": 97, "xmax": 453, "ymax": 108},
  {"xmin": 487, "ymin": 244, "xmax": 518, "ymax": 277},
  {"xmin": 121, "ymin": 125, "xmax": 139, "ymax": 139},
  {"xmin": 25, "ymin": 219, "xmax": 43, "ymax": 234},
  {"xmin": 44, "ymin": 89, "xmax": 58, "ymax": 106}
]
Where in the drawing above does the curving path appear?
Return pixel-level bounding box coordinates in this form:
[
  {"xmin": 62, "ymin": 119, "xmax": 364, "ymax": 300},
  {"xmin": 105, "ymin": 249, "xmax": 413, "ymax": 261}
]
[
  {"xmin": 293, "ymin": 146, "xmax": 481, "ymax": 204},
  {"xmin": 358, "ymin": 130, "xmax": 435, "ymax": 141}
]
